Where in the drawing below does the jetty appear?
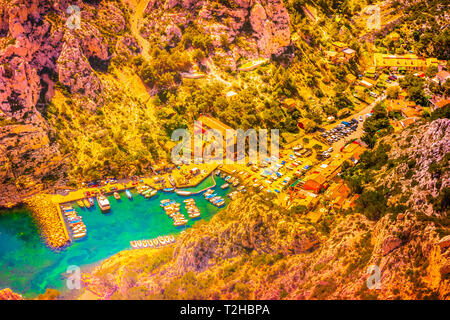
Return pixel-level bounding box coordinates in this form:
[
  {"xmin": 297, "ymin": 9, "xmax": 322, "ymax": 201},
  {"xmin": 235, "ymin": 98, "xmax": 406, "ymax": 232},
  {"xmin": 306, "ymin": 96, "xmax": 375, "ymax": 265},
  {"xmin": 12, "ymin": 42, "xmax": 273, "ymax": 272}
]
[{"xmin": 25, "ymin": 195, "xmax": 70, "ymax": 249}]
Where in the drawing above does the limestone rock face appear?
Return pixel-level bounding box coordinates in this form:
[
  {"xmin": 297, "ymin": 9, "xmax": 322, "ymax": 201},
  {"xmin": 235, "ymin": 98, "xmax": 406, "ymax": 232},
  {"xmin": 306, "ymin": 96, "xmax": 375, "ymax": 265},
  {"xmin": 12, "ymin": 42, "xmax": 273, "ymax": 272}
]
[
  {"xmin": 97, "ymin": 3, "xmax": 126, "ymax": 34},
  {"xmin": 0, "ymin": 123, "xmax": 65, "ymax": 208},
  {"xmin": 56, "ymin": 33, "xmax": 102, "ymax": 103},
  {"xmin": 438, "ymin": 235, "xmax": 450, "ymax": 250},
  {"xmin": 250, "ymin": 3, "xmax": 267, "ymax": 34},
  {"xmin": 0, "ymin": 288, "xmax": 23, "ymax": 300},
  {"xmin": 250, "ymin": 0, "xmax": 291, "ymax": 56},
  {"xmin": 0, "ymin": 0, "xmax": 112, "ymax": 208},
  {"xmin": 382, "ymin": 236, "xmax": 403, "ymax": 256},
  {"xmin": 0, "ymin": 56, "xmax": 40, "ymax": 121},
  {"xmin": 115, "ymin": 36, "xmax": 141, "ymax": 57},
  {"xmin": 144, "ymin": 0, "xmax": 291, "ymax": 58},
  {"xmin": 172, "ymin": 196, "xmax": 320, "ymax": 273}
]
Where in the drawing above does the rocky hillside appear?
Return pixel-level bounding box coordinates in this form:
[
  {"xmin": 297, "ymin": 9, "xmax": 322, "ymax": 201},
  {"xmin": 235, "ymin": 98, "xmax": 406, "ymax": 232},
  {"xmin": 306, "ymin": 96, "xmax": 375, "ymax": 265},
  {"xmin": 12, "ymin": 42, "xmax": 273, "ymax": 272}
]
[
  {"xmin": 0, "ymin": 0, "xmax": 296, "ymax": 208},
  {"xmin": 81, "ymin": 119, "xmax": 449, "ymax": 300}
]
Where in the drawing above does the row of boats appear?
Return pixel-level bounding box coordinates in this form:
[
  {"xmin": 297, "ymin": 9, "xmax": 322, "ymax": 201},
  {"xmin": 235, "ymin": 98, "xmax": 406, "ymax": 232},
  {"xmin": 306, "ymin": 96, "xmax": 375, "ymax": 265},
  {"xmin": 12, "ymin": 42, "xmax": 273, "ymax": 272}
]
[
  {"xmin": 76, "ymin": 190, "xmax": 134, "ymax": 213},
  {"xmin": 218, "ymin": 171, "xmax": 241, "ymax": 188},
  {"xmin": 130, "ymin": 235, "xmax": 176, "ymax": 249},
  {"xmin": 160, "ymin": 199, "xmax": 189, "ymax": 227},
  {"xmin": 183, "ymin": 198, "xmax": 201, "ymax": 219},
  {"xmin": 76, "ymin": 197, "xmax": 95, "ymax": 209},
  {"xmin": 61, "ymin": 205, "xmax": 87, "ymax": 240},
  {"xmin": 137, "ymin": 185, "xmax": 157, "ymax": 198},
  {"xmin": 203, "ymin": 189, "xmax": 225, "ymax": 207}
]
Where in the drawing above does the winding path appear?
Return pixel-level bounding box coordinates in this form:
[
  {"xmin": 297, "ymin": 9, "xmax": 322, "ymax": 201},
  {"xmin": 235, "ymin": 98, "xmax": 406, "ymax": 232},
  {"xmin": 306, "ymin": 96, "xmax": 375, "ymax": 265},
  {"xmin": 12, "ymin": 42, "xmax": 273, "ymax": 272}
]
[{"xmin": 129, "ymin": 0, "xmax": 152, "ymax": 62}]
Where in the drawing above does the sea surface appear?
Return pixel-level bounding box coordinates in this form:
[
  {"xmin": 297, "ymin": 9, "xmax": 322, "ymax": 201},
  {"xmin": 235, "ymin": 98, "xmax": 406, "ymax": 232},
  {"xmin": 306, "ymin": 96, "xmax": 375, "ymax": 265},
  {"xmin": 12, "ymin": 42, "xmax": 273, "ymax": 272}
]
[{"xmin": 0, "ymin": 175, "xmax": 231, "ymax": 298}]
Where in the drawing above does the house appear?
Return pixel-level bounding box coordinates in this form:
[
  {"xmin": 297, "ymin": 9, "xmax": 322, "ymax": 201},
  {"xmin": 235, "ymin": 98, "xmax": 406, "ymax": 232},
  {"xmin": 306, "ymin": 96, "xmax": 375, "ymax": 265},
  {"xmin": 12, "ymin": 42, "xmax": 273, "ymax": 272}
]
[
  {"xmin": 332, "ymin": 41, "xmax": 348, "ymax": 52},
  {"xmin": 282, "ymin": 98, "xmax": 298, "ymax": 111},
  {"xmin": 364, "ymin": 67, "xmax": 376, "ymax": 78},
  {"xmin": 302, "ymin": 179, "xmax": 323, "ymax": 193},
  {"xmin": 359, "ymin": 78, "xmax": 376, "ymax": 88},
  {"xmin": 342, "ymin": 48, "xmax": 356, "ymax": 61},
  {"xmin": 325, "ymin": 182, "xmax": 351, "ymax": 210},
  {"xmin": 297, "ymin": 118, "xmax": 315, "ymax": 132},
  {"xmin": 373, "ymin": 53, "xmax": 439, "ymax": 71},
  {"xmin": 393, "ymin": 117, "xmax": 417, "ymax": 130},
  {"xmin": 389, "ymin": 32, "xmax": 400, "ymax": 41},
  {"xmin": 346, "ymin": 74, "xmax": 357, "ymax": 84},
  {"xmin": 226, "ymin": 91, "xmax": 238, "ymax": 99},
  {"xmin": 325, "ymin": 50, "xmax": 339, "ymax": 64},
  {"xmin": 433, "ymin": 71, "xmax": 450, "ymax": 85},
  {"xmin": 429, "ymin": 98, "xmax": 450, "ymax": 111},
  {"xmin": 387, "ymin": 99, "xmax": 407, "ymax": 112},
  {"xmin": 196, "ymin": 115, "xmax": 237, "ymax": 158},
  {"xmin": 401, "ymin": 107, "xmax": 422, "ymax": 118}
]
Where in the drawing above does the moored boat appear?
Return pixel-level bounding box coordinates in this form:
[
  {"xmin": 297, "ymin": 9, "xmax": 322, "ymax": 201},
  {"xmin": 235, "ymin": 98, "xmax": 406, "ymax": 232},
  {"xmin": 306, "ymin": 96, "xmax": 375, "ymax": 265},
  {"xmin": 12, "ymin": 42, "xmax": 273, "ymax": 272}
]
[
  {"xmin": 113, "ymin": 192, "xmax": 121, "ymax": 200},
  {"xmin": 221, "ymin": 183, "xmax": 229, "ymax": 190},
  {"xmin": 97, "ymin": 195, "xmax": 110, "ymax": 213},
  {"xmin": 168, "ymin": 175, "xmax": 176, "ymax": 187},
  {"xmin": 77, "ymin": 200, "xmax": 85, "ymax": 208},
  {"xmin": 176, "ymin": 190, "xmax": 192, "ymax": 196},
  {"xmin": 73, "ymin": 232, "xmax": 86, "ymax": 240},
  {"xmin": 125, "ymin": 189, "xmax": 132, "ymax": 199},
  {"xmin": 88, "ymin": 197, "xmax": 95, "ymax": 207},
  {"xmin": 83, "ymin": 199, "xmax": 91, "ymax": 208}
]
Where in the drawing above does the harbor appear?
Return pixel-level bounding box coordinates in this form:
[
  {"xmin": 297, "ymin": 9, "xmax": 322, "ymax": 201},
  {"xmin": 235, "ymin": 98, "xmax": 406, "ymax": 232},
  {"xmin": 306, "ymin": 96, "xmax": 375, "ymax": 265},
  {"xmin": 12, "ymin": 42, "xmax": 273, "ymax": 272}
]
[{"xmin": 0, "ymin": 173, "xmax": 232, "ymax": 298}]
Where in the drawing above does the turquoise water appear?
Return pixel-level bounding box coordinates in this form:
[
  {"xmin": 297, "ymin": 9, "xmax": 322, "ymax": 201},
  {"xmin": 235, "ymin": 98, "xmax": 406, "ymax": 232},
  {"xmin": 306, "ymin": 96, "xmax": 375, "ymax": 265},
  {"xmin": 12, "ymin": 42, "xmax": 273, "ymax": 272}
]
[{"xmin": 0, "ymin": 176, "xmax": 230, "ymax": 298}]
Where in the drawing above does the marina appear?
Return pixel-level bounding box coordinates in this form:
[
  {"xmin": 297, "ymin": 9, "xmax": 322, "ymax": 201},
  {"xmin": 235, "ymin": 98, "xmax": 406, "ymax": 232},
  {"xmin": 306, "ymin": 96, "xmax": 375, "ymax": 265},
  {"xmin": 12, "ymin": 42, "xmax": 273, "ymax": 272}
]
[{"xmin": 0, "ymin": 174, "xmax": 232, "ymax": 297}]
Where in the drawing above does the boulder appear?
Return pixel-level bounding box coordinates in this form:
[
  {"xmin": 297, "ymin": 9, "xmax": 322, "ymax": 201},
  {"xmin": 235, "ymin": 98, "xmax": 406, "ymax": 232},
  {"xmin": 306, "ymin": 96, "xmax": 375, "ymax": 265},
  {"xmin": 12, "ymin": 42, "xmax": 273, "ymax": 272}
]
[
  {"xmin": 0, "ymin": 288, "xmax": 23, "ymax": 300},
  {"xmin": 56, "ymin": 33, "xmax": 102, "ymax": 103},
  {"xmin": 382, "ymin": 236, "xmax": 403, "ymax": 256},
  {"xmin": 438, "ymin": 235, "xmax": 450, "ymax": 251}
]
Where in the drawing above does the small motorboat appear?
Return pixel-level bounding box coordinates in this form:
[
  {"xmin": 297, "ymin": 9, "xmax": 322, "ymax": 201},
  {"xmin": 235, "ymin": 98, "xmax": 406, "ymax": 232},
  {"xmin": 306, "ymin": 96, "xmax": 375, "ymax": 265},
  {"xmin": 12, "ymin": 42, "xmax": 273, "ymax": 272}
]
[
  {"xmin": 144, "ymin": 189, "xmax": 157, "ymax": 198},
  {"xmin": 88, "ymin": 197, "xmax": 95, "ymax": 207},
  {"xmin": 176, "ymin": 190, "xmax": 192, "ymax": 196},
  {"xmin": 113, "ymin": 192, "xmax": 121, "ymax": 200},
  {"xmin": 73, "ymin": 232, "xmax": 87, "ymax": 240},
  {"xmin": 125, "ymin": 189, "xmax": 132, "ymax": 200},
  {"xmin": 83, "ymin": 199, "xmax": 91, "ymax": 208},
  {"xmin": 97, "ymin": 195, "xmax": 110, "ymax": 213},
  {"xmin": 173, "ymin": 219, "xmax": 188, "ymax": 227},
  {"xmin": 188, "ymin": 211, "xmax": 201, "ymax": 219},
  {"xmin": 168, "ymin": 175, "xmax": 176, "ymax": 187},
  {"xmin": 163, "ymin": 187, "xmax": 175, "ymax": 192},
  {"xmin": 215, "ymin": 200, "xmax": 225, "ymax": 207},
  {"xmin": 221, "ymin": 183, "xmax": 229, "ymax": 190},
  {"xmin": 77, "ymin": 200, "xmax": 85, "ymax": 208},
  {"xmin": 160, "ymin": 199, "xmax": 171, "ymax": 207}
]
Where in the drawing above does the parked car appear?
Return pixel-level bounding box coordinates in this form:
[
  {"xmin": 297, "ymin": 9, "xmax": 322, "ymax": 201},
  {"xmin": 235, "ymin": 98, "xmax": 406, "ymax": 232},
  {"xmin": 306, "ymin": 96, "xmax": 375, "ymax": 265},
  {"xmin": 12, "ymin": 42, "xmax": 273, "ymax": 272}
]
[{"xmin": 359, "ymin": 115, "xmax": 363, "ymax": 122}]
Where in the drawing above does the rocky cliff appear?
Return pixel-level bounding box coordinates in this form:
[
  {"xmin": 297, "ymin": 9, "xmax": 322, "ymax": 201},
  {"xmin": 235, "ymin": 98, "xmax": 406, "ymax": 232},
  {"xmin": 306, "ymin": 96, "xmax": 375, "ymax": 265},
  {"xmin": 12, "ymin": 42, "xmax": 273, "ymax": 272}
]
[
  {"xmin": 0, "ymin": 288, "xmax": 23, "ymax": 300},
  {"xmin": 142, "ymin": 0, "xmax": 290, "ymax": 58},
  {"xmin": 0, "ymin": 0, "xmax": 295, "ymax": 208},
  {"xmin": 81, "ymin": 119, "xmax": 449, "ymax": 300}
]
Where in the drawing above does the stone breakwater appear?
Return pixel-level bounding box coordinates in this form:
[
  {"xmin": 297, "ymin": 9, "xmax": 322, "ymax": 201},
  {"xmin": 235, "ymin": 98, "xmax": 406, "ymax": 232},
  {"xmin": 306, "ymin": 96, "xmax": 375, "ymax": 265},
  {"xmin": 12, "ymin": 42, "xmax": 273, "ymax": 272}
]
[
  {"xmin": 25, "ymin": 195, "xmax": 70, "ymax": 249},
  {"xmin": 0, "ymin": 288, "xmax": 23, "ymax": 300}
]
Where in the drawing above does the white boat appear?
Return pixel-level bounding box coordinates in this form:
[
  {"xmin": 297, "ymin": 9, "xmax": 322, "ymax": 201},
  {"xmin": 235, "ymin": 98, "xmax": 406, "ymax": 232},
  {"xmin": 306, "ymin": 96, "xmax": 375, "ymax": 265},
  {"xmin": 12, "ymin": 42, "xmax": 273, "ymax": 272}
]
[
  {"xmin": 125, "ymin": 189, "xmax": 132, "ymax": 199},
  {"xmin": 221, "ymin": 183, "xmax": 229, "ymax": 189},
  {"xmin": 97, "ymin": 195, "xmax": 110, "ymax": 213},
  {"xmin": 176, "ymin": 190, "xmax": 192, "ymax": 196},
  {"xmin": 73, "ymin": 232, "xmax": 86, "ymax": 240}
]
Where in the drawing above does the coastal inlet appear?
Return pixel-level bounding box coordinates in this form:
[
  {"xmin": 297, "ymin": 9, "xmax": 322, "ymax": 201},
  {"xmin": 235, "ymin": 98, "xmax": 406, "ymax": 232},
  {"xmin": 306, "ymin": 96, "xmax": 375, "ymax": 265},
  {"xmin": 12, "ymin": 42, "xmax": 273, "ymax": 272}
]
[{"xmin": 0, "ymin": 174, "xmax": 232, "ymax": 297}]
